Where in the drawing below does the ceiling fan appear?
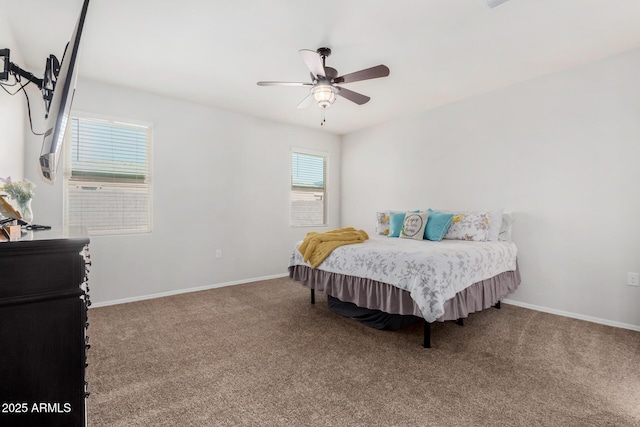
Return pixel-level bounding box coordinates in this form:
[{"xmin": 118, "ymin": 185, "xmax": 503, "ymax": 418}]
[{"xmin": 257, "ymin": 47, "xmax": 390, "ymax": 125}]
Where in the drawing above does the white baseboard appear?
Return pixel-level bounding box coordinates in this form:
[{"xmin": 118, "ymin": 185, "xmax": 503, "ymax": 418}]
[
  {"xmin": 91, "ymin": 277, "xmax": 640, "ymax": 332},
  {"xmin": 89, "ymin": 273, "xmax": 290, "ymax": 308},
  {"xmin": 502, "ymin": 299, "xmax": 640, "ymax": 332}
]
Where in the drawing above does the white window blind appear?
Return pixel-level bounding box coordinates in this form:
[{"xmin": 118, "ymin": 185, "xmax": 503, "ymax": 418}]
[
  {"xmin": 64, "ymin": 116, "xmax": 152, "ymax": 234},
  {"xmin": 291, "ymin": 151, "xmax": 326, "ymax": 227}
]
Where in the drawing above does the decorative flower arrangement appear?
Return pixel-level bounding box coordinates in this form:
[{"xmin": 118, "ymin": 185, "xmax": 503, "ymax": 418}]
[{"xmin": 1, "ymin": 177, "xmax": 35, "ymax": 220}]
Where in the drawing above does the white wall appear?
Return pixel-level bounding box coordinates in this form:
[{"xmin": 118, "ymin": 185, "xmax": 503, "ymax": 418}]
[
  {"xmin": 24, "ymin": 79, "xmax": 341, "ymax": 305},
  {"xmin": 7, "ymin": 3, "xmax": 638, "ymax": 328},
  {"xmin": 341, "ymin": 48, "xmax": 640, "ymax": 329},
  {"xmin": 0, "ymin": 10, "xmax": 26, "ymax": 180}
]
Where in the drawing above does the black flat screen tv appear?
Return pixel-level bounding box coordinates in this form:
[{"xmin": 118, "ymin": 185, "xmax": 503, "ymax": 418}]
[{"xmin": 39, "ymin": 0, "xmax": 90, "ymax": 182}]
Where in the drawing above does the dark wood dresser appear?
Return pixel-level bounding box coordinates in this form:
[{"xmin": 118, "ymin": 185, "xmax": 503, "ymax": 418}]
[{"xmin": 0, "ymin": 228, "xmax": 90, "ymax": 427}]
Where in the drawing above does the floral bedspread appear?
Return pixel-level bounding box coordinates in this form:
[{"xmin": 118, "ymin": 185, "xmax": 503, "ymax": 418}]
[{"xmin": 288, "ymin": 236, "xmax": 518, "ymax": 322}]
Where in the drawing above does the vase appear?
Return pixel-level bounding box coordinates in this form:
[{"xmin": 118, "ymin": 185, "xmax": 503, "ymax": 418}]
[{"xmin": 18, "ymin": 199, "xmax": 33, "ymax": 224}]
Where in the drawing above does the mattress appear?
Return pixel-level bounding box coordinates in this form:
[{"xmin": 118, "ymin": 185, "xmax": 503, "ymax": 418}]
[{"xmin": 288, "ymin": 236, "xmax": 518, "ymax": 322}]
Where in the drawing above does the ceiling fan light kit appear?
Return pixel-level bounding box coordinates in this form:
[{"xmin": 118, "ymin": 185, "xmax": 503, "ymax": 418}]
[
  {"xmin": 312, "ymin": 85, "xmax": 336, "ymax": 109},
  {"xmin": 257, "ymin": 47, "xmax": 390, "ymax": 126}
]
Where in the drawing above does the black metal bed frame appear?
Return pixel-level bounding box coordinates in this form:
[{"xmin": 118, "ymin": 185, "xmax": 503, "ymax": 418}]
[{"xmin": 309, "ymin": 289, "xmax": 501, "ymax": 348}]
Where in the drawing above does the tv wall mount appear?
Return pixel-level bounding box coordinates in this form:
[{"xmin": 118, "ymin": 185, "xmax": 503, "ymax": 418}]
[{"xmin": 0, "ymin": 48, "xmax": 61, "ymax": 115}]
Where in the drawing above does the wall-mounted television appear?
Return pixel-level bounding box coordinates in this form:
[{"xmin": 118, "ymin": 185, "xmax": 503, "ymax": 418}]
[{"xmin": 0, "ymin": 0, "xmax": 90, "ymax": 182}]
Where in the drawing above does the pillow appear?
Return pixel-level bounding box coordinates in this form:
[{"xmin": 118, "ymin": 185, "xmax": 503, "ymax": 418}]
[
  {"xmin": 424, "ymin": 210, "xmax": 454, "ymax": 241},
  {"xmin": 375, "ymin": 211, "xmax": 391, "ymax": 236},
  {"xmin": 487, "ymin": 209, "xmax": 504, "ymax": 242},
  {"xmin": 388, "ymin": 212, "xmax": 406, "ymax": 237},
  {"xmin": 400, "ymin": 211, "xmax": 429, "ymax": 240},
  {"xmin": 498, "ymin": 211, "xmax": 513, "ymax": 241},
  {"xmin": 443, "ymin": 211, "xmax": 490, "ymax": 241}
]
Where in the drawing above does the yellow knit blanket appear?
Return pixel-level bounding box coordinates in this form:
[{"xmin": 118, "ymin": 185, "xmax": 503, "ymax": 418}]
[{"xmin": 298, "ymin": 227, "xmax": 369, "ymax": 269}]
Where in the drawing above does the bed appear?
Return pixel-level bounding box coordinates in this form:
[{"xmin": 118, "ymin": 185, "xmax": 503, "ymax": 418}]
[{"xmin": 288, "ymin": 235, "xmax": 520, "ymax": 348}]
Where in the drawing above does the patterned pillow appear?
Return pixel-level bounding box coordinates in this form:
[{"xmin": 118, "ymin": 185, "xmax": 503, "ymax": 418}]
[
  {"xmin": 443, "ymin": 211, "xmax": 490, "ymax": 241},
  {"xmin": 400, "ymin": 211, "xmax": 429, "ymax": 240},
  {"xmin": 375, "ymin": 211, "xmax": 391, "ymax": 236}
]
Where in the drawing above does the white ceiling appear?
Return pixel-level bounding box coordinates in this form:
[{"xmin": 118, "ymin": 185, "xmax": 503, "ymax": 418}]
[{"xmin": 4, "ymin": 0, "xmax": 640, "ymax": 135}]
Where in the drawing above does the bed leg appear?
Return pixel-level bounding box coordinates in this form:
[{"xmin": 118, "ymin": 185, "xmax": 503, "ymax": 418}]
[
  {"xmin": 423, "ymin": 320, "xmax": 431, "ymax": 349},
  {"xmin": 310, "ymin": 289, "xmax": 315, "ymax": 304},
  {"xmin": 494, "ymin": 300, "xmax": 501, "ymax": 309},
  {"xmin": 456, "ymin": 318, "xmax": 464, "ymax": 326}
]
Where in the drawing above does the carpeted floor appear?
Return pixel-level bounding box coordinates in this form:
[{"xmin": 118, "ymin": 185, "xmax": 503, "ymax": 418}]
[{"xmin": 86, "ymin": 277, "xmax": 640, "ymax": 426}]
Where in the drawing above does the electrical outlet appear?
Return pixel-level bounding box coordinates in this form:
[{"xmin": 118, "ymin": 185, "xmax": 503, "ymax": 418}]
[
  {"xmin": 215, "ymin": 249, "xmax": 222, "ymax": 259},
  {"xmin": 627, "ymin": 272, "xmax": 639, "ymax": 287}
]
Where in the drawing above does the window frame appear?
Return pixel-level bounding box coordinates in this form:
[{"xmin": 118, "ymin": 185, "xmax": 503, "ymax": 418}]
[
  {"xmin": 63, "ymin": 111, "xmax": 153, "ymax": 236},
  {"xmin": 290, "ymin": 147, "xmax": 328, "ymax": 228}
]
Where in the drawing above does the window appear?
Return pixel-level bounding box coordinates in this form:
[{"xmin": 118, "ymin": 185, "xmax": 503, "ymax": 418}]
[
  {"xmin": 64, "ymin": 115, "xmax": 152, "ymax": 234},
  {"xmin": 291, "ymin": 150, "xmax": 327, "ymax": 227}
]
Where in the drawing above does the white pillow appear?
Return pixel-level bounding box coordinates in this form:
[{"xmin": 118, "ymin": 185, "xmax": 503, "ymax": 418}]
[
  {"xmin": 399, "ymin": 211, "xmax": 429, "ymax": 240},
  {"xmin": 487, "ymin": 209, "xmax": 504, "ymax": 241},
  {"xmin": 498, "ymin": 211, "xmax": 513, "ymax": 241}
]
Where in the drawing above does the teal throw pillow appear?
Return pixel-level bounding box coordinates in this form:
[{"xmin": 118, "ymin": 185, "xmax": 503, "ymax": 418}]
[
  {"xmin": 424, "ymin": 209, "xmax": 454, "ymax": 241},
  {"xmin": 388, "ymin": 212, "xmax": 406, "ymax": 237}
]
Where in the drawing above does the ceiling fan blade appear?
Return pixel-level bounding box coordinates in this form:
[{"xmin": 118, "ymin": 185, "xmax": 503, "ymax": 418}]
[
  {"xmin": 257, "ymin": 81, "xmax": 313, "ymax": 87},
  {"xmin": 336, "ymin": 86, "xmax": 370, "ymax": 105},
  {"xmin": 299, "ymin": 49, "xmax": 326, "ymax": 79},
  {"xmin": 296, "ymin": 93, "xmax": 314, "ymax": 110},
  {"xmin": 335, "ymin": 65, "xmax": 390, "ymax": 84}
]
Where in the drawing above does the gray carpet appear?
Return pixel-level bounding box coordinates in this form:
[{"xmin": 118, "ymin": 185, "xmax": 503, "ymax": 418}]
[{"xmin": 86, "ymin": 277, "xmax": 640, "ymax": 426}]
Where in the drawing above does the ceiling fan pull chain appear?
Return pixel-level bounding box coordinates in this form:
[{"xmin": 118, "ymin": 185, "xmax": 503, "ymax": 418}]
[{"xmin": 321, "ymin": 108, "xmax": 326, "ymax": 126}]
